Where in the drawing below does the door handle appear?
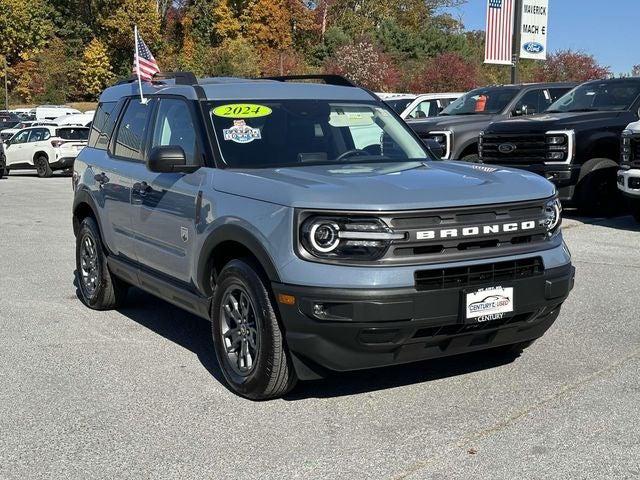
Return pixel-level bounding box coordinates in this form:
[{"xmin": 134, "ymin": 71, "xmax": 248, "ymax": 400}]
[
  {"xmin": 94, "ymin": 172, "xmax": 109, "ymax": 186},
  {"xmin": 133, "ymin": 181, "xmax": 152, "ymax": 196}
]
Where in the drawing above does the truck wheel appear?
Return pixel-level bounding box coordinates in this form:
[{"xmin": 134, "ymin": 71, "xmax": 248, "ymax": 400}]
[
  {"xmin": 75, "ymin": 217, "xmax": 128, "ymax": 310},
  {"xmin": 577, "ymin": 161, "xmax": 619, "ymax": 217},
  {"xmin": 632, "ymin": 201, "xmax": 640, "ymax": 223},
  {"xmin": 212, "ymin": 259, "xmax": 297, "ymax": 400},
  {"xmin": 34, "ymin": 155, "xmax": 53, "ymax": 178}
]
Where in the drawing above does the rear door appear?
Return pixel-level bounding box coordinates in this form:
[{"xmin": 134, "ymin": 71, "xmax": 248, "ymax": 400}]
[{"xmin": 129, "ymin": 97, "xmax": 206, "ymax": 284}]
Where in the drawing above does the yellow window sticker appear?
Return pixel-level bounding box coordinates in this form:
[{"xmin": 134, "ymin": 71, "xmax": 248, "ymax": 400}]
[{"xmin": 212, "ymin": 104, "xmax": 272, "ymax": 119}]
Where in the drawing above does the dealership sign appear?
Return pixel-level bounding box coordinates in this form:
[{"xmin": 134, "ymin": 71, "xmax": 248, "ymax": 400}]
[{"xmin": 519, "ymin": 0, "xmax": 549, "ymax": 60}]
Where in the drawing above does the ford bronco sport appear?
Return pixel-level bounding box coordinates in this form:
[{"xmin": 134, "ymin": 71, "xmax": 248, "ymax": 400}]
[{"xmin": 72, "ymin": 73, "xmax": 575, "ymax": 399}]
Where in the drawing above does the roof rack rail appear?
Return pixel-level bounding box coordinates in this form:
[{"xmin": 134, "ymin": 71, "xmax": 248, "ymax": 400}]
[
  {"xmin": 114, "ymin": 71, "xmax": 198, "ymax": 86},
  {"xmin": 153, "ymin": 71, "xmax": 198, "ymax": 85},
  {"xmin": 262, "ymin": 74, "xmax": 356, "ymax": 87}
]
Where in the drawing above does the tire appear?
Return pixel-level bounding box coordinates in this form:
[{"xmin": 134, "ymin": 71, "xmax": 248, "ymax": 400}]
[
  {"xmin": 75, "ymin": 216, "xmax": 127, "ymax": 310},
  {"xmin": 0, "ymin": 155, "xmax": 6, "ymax": 179},
  {"xmin": 632, "ymin": 201, "xmax": 640, "ymax": 224},
  {"xmin": 211, "ymin": 259, "xmax": 297, "ymax": 400},
  {"xmin": 576, "ymin": 161, "xmax": 620, "ymax": 217},
  {"xmin": 461, "ymin": 154, "xmax": 481, "ymax": 163},
  {"xmin": 34, "ymin": 155, "xmax": 53, "ymax": 178}
]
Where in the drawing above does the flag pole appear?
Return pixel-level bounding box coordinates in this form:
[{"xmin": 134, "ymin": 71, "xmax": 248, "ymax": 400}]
[
  {"xmin": 511, "ymin": 0, "xmax": 523, "ymax": 84},
  {"xmin": 134, "ymin": 25, "xmax": 147, "ymax": 104}
]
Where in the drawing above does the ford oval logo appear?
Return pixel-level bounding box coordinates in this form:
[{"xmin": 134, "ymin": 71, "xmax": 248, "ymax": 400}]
[
  {"xmin": 523, "ymin": 42, "xmax": 544, "ymax": 54},
  {"xmin": 498, "ymin": 143, "xmax": 517, "ymax": 154}
]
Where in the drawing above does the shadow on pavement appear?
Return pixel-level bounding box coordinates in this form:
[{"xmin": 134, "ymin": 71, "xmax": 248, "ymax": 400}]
[{"xmin": 73, "ymin": 272, "xmax": 519, "ymax": 399}]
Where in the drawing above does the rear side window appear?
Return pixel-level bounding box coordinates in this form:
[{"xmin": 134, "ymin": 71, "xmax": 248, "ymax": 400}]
[
  {"xmin": 56, "ymin": 128, "xmax": 89, "ymax": 140},
  {"xmin": 28, "ymin": 128, "xmax": 51, "ymax": 142},
  {"xmin": 113, "ymin": 99, "xmax": 152, "ymax": 161},
  {"xmin": 88, "ymin": 102, "xmax": 117, "ymax": 150}
]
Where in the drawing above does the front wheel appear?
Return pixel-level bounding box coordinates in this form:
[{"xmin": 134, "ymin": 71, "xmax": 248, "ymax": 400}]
[
  {"xmin": 211, "ymin": 259, "xmax": 297, "ymax": 400},
  {"xmin": 34, "ymin": 155, "xmax": 53, "ymax": 178},
  {"xmin": 631, "ymin": 199, "xmax": 640, "ymax": 223},
  {"xmin": 577, "ymin": 162, "xmax": 620, "ymax": 217}
]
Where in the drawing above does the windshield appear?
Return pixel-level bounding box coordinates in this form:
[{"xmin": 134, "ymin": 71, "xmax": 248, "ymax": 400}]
[
  {"xmin": 56, "ymin": 127, "xmax": 89, "ymax": 140},
  {"xmin": 441, "ymin": 87, "xmax": 519, "ymax": 115},
  {"xmin": 547, "ymin": 81, "xmax": 640, "ymax": 112},
  {"xmin": 384, "ymin": 99, "xmax": 414, "ymax": 114},
  {"xmin": 208, "ymin": 100, "xmax": 430, "ymax": 168}
]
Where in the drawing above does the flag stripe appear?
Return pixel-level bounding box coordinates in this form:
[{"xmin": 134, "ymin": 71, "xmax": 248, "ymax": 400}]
[
  {"xmin": 485, "ymin": 0, "xmax": 515, "ymax": 65},
  {"xmin": 132, "ymin": 28, "xmax": 160, "ymax": 81}
]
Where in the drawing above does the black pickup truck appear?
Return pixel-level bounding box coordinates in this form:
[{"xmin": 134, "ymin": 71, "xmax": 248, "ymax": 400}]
[
  {"xmin": 479, "ymin": 78, "xmax": 640, "ymax": 214},
  {"xmin": 407, "ymin": 83, "xmax": 575, "ymax": 161}
]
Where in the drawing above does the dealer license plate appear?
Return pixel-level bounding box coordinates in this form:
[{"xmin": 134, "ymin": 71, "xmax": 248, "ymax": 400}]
[{"xmin": 465, "ymin": 286, "xmax": 514, "ymax": 323}]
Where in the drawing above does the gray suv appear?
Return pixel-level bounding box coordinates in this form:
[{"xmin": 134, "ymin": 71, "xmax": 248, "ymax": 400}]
[{"xmin": 72, "ymin": 73, "xmax": 575, "ymax": 399}]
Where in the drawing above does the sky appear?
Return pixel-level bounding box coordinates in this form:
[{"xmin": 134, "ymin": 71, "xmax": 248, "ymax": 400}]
[{"xmin": 444, "ymin": 0, "xmax": 638, "ymax": 75}]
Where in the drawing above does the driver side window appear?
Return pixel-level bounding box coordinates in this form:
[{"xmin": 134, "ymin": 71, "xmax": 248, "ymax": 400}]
[
  {"xmin": 151, "ymin": 99, "xmax": 198, "ymax": 165},
  {"xmin": 514, "ymin": 90, "xmax": 547, "ymax": 116},
  {"xmin": 11, "ymin": 130, "xmax": 30, "ymax": 144}
]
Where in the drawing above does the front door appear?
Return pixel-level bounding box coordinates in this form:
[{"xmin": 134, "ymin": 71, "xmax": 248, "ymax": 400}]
[
  {"xmin": 4, "ymin": 129, "xmax": 31, "ymax": 167},
  {"xmin": 130, "ymin": 98, "xmax": 205, "ymax": 284}
]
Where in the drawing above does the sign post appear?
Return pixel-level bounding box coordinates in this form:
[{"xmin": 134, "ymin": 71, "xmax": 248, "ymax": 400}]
[{"xmin": 511, "ymin": 0, "xmax": 523, "ymax": 83}]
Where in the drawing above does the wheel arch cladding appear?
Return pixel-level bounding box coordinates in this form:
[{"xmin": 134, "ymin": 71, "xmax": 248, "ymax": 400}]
[
  {"xmin": 578, "ymin": 157, "xmax": 619, "ymax": 183},
  {"xmin": 72, "ymin": 190, "xmax": 99, "ymax": 237},
  {"xmin": 198, "ymin": 224, "xmax": 281, "ymax": 297},
  {"xmin": 34, "ymin": 151, "xmax": 49, "ymax": 162}
]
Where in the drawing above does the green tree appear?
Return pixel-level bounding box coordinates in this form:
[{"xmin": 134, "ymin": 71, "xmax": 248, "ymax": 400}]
[
  {"xmin": 0, "ymin": 0, "xmax": 53, "ymax": 64},
  {"xmin": 212, "ymin": 37, "xmax": 262, "ymax": 77},
  {"xmin": 101, "ymin": 0, "xmax": 161, "ymax": 75},
  {"xmin": 79, "ymin": 38, "xmax": 116, "ymax": 99}
]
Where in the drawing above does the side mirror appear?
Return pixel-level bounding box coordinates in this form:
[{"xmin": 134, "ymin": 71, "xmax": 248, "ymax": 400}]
[
  {"xmin": 512, "ymin": 105, "xmax": 529, "ymax": 117},
  {"xmin": 147, "ymin": 145, "xmax": 198, "ymax": 173},
  {"xmin": 424, "ymin": 138, "xmax": 445, "ymax": 159}
]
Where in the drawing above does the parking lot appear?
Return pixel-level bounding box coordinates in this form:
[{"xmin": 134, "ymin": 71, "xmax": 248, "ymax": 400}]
[{"xmin": 0, "ymin": 173, "xmax": 638, "ymax": 479}]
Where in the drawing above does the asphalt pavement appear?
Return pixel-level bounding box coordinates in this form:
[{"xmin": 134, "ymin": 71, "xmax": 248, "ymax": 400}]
[{"xmin": 0, "ymin": 173, "xmax": 638, "ymax": 479}]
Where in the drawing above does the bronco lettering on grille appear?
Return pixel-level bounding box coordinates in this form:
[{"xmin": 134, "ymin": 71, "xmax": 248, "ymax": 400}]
[{"xmin": 415, "ymin": 221, "xmax": 536, "ymax": 240}]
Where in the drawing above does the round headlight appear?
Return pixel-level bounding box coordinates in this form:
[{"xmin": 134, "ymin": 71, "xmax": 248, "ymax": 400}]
[
  {"xmin": 309, "ymin": 222, "xmax": 340, "ymax": 253},
  {"xmin": 542, "ymin": 198, "xmax": 562, "ymax": 232}
]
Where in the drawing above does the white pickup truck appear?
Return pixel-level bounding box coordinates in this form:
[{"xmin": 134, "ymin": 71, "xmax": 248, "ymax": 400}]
[
  {"xmin": 378, "ymin": 92, "xmax": 463, "ymax": 120},
  {"xmin": 618, "ymin": 121, "xmax": 640, "ymax": 222}
]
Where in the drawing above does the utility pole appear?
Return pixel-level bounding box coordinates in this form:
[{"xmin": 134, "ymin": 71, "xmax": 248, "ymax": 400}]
[
  {"xmin": 511, "ymin": 0, "xmax": 523, "ymax": 84},
  {"xmin": 3, "ymin": 57, "xmax": 8, "ymax": 112}
]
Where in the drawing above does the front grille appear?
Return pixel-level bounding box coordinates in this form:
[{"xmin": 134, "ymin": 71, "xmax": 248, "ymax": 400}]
[
  {"xmin": 414, "ymin": 257, "xmax": 544, "ymax": 291},
  {"xmin": 481, "ymin": 133, "xmax": 547, "ymax": 164},
  {"xmin": 382, "ymin": 199, "xmax": 550, "ymax": 263}
]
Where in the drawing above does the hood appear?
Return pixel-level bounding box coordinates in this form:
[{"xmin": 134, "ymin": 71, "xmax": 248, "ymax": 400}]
[
  {"xmin": 213, "ymin": 161, "xmax": 555, "ymax": 210},
  {"xmin": 487, "ymin": 111, "xmax": 624, "ymax": 134},
  {"xmin": 407, "ymin": 114, "xmax": 495, "ymax": 131}
]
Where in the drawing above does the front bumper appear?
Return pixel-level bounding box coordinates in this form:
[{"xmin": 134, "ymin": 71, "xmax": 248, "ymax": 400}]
[
  {"xmin": 617, "ymin": 168, "xmax": 640, "ymax": 197},
  {"xmin": 273, "ymin": 262, "xmax": 574, "ymax": 379}
]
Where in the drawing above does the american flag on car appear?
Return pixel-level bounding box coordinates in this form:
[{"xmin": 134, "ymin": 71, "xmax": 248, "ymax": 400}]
[
  {"xmin": 133, "ymin": 28, "xmax": 160, "ymax": 82},
  {"xmin": 484, "ymin": 0, "xmax": 515, "ymax": 65}
]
